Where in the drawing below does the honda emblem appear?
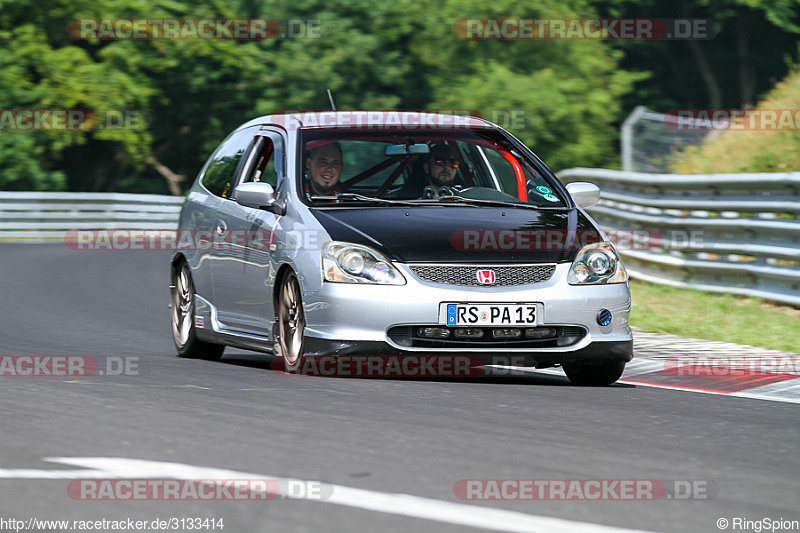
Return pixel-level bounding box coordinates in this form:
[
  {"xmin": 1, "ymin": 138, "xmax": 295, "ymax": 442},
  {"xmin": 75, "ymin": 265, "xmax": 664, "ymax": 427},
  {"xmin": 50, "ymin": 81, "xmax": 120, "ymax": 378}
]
[{"xmin": 476, "ymin": 269, "xmax": 496, "ymax": 285}]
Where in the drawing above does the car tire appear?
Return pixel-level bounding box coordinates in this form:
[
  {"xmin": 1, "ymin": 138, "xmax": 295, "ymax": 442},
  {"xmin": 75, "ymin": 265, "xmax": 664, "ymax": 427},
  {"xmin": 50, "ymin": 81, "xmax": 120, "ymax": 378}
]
[
  {"xmin": 562, "ymin": 359, "xmax": 625, "ymax": 386},
  {"xmin": 278, "ymin": 271, "xmax": 306, "ymax": 374},
  {"xmin": 171, "ymin": 261, "xmax": 225, "ymax": 360}
]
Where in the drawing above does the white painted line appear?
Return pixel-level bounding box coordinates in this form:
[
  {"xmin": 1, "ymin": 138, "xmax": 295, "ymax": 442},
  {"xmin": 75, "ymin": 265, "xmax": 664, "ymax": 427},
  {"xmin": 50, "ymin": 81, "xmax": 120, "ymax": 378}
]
[{"xmin": 0, "ymin": 457, "xmax": 656, "ymax": 533}]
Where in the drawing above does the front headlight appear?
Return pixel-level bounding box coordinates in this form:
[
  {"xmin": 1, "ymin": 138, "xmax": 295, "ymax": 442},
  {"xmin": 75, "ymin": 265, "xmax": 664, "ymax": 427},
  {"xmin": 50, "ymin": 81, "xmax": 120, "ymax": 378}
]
[
  {"xmin": 568, "ymin": 241, "xmax": 628, "ymax": 285},
  {"xmin": 322, "ymin": 242, "xmax": 406, "ymax": 285}
]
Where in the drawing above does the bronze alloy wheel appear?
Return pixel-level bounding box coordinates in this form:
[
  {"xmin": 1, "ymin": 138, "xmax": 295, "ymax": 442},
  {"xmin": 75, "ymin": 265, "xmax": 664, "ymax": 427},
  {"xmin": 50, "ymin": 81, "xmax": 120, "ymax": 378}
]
[{"xmin": 278, "ymin": 272, "xmax": 305, "ymax": 372}]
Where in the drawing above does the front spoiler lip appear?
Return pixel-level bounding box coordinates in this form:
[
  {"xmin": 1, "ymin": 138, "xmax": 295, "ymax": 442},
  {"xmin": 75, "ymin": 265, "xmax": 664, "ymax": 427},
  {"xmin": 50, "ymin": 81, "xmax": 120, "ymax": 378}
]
[{"xmin": 302, "ymin": 338, "xmax": 633, "ymax": 366}]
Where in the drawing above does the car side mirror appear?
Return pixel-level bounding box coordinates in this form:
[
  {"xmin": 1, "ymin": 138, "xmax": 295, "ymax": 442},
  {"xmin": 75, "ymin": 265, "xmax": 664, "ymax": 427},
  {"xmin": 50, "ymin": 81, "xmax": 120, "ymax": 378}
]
[
  {"xmin": 234, "ymin": 182, "xmax": 284, "ymax": 214},
  {"xmin": 565, "ymin": 182, "xmax": 601, "ymax": 208}
]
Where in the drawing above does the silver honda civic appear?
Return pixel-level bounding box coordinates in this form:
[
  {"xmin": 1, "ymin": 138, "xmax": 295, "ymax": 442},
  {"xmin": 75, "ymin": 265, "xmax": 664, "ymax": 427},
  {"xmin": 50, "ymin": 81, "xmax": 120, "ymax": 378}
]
[{"xmin": 170, "ymin": 111, "xmax": 633, "ymax": 385}]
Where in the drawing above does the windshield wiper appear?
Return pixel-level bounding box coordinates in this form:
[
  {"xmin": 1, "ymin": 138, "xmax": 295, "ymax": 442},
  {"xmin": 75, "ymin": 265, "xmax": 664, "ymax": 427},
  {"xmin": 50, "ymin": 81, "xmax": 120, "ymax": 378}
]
[
  {"xmin": 310, "ymin": 193, "xmax": 419, "ymax": 206},
  {"xmin": 311, "ymin": 193, "xmax": 542, "ymax": 209}
]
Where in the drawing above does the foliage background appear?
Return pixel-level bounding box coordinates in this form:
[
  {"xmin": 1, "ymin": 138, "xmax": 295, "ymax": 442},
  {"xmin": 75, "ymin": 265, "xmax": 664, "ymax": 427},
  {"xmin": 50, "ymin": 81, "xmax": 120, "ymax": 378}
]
[{"xmin": 0, "ymin": 0, "xmax": 797, "ymax": 194}]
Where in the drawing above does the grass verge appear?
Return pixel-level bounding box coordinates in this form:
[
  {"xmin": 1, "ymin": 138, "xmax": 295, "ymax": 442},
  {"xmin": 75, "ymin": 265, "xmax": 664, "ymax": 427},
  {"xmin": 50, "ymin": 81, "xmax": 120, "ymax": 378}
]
[
  {"xmin": 670, "ymin": 66, "xmax": 800, "ymax": 174},
  {"xmin": 629, "ymin": 279, "xmax": 800, "ymax": 353}
]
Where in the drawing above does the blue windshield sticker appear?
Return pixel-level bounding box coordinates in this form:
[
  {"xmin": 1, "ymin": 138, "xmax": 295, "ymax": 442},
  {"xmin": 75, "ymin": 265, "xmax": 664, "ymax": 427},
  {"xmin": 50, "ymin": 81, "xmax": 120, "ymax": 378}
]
[{"xmin": 535, "ymin": 185, "xmax": 552, "ymax": 194}]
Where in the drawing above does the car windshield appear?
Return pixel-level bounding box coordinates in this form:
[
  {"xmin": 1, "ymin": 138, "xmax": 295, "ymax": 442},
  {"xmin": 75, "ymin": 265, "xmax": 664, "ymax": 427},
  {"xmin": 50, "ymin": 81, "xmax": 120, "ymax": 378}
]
[{"xmin": 298, "ymin": 129, "xmax": 567, "ymax": 208}]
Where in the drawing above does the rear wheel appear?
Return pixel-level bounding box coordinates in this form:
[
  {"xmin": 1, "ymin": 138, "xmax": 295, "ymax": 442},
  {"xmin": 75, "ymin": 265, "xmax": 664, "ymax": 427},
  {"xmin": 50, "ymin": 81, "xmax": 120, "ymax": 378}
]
[
  {"xmin": 171, "ymin": 261, "xmax": 225, "ymax": 360},
  {"xmin": 562, "ymin": 359, "xmax": 625, "ymax": 386},
  {"xmin": 278, "ymin": 272, "xmax": 306, "ymax": 373}
]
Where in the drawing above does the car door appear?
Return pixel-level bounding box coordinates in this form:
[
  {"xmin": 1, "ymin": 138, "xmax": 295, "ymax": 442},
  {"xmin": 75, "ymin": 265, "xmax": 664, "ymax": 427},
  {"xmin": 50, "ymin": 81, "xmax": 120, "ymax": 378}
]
[
  {"xmin": 211, "ymin": 129, "xmax": 286, "ymax": 335},
  {"xmin": 192, "ymin": 127, "xmax": 257, "ymax": 307}
]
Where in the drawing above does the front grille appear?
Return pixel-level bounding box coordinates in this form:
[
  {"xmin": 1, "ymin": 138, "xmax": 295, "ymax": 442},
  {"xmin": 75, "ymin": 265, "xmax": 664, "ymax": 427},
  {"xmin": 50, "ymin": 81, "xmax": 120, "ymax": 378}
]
[
  {"xmin": 408, "ymin": 264, "xmax": 556, "ymax": 286},
  {"xmin": 387, "ymin": 325, "xmax": 586, "ymax": 349}
]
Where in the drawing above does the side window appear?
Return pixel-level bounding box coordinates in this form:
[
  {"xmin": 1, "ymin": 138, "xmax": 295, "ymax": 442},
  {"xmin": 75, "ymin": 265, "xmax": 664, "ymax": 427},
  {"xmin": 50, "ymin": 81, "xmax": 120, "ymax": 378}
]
[
  {"xmin": 202, "ymin": 129, "xmax": 254, "ymax": 198},
  {"xmin": 242, "ymin": 137, "xmax": 278, "ymax": 187}
]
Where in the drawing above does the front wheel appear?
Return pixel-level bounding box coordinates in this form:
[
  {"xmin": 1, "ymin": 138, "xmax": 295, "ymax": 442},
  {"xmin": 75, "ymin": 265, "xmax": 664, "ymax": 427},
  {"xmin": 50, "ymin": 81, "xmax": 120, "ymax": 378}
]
[
  {"xmin": 171, "ymin": 261, "xmax": 225, "ymax": 360},
  {"xmin": 278, "ymin": 272, "xmax": 306, "ymax": 373},
  {"xmin": 562, "ymin": 359, "xmax": 625, "ymax": 386}
]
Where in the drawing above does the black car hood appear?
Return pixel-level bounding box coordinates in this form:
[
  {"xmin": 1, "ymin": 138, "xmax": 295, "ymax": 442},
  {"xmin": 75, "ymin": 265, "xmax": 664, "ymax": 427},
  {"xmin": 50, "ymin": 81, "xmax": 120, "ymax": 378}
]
[{"xmin": 310, "ymin": 206, "xmax": 601, "ymax": 263}]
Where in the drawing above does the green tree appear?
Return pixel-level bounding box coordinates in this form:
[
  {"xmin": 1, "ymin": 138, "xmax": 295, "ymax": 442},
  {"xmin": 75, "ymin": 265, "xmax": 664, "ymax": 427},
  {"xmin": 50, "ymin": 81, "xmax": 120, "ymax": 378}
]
[
  {"xmin": 251, "ymin": 0, "xmax": 641, "ymax": 170},
  {"xmin": 596, "ymin": 0, "xmax": 800, "ymax": 110},
  {"xmin": 0, "ymin": 134, "xmax": 65, "ymax": 191}
]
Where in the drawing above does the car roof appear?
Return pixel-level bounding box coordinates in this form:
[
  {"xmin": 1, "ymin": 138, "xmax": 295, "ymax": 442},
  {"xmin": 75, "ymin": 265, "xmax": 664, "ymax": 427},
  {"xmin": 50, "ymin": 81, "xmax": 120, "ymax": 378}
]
[{"xmin": 237, "ymin": 111, "xmax": 495, "ymax": 132}]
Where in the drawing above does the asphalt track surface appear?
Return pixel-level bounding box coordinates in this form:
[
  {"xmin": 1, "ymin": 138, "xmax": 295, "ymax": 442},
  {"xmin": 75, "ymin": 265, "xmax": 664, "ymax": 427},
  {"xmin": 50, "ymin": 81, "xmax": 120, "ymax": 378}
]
[{"xmin": 0, "ymin": 243, "xmax": 798, "ymax": 532}]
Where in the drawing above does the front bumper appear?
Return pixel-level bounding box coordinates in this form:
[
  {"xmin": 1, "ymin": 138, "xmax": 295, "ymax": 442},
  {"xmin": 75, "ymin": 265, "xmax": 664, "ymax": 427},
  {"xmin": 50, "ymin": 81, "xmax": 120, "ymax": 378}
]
[
  {"xmin": 302, "ymin": 263, "xmax": 633, "ymax": 365},
  {"xmin": 302, "ymin": 338, "xmax": 632, "ymax": 367}
]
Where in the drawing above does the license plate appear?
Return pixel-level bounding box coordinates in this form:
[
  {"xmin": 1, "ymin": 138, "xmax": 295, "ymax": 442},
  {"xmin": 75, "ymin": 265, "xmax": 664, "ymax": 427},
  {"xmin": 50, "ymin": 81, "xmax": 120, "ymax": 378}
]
[{"xmin": 440, "ymin": 303, "xmax": 538, "ymax": 326}]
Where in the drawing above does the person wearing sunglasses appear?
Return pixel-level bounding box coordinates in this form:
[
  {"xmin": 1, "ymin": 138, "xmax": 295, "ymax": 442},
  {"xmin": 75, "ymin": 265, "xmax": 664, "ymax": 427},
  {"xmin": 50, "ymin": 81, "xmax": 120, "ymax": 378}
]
[{"xmin": 421, "ymin": 143, "xmax": 461, "ymax": 197}]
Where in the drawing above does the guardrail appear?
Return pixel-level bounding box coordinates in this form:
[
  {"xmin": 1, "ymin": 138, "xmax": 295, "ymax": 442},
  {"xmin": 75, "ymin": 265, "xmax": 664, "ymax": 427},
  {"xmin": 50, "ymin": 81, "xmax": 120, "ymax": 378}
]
[
  {"xmin": 4, "ymin": 180, "xmax": 800, "ymax": 306},
  {"xmin": 558, "ymin": 168, "xmax": 800, "ymax": 307},
  {"xmin": 0, "ymin": 192, "xmax": 183, "ymax": 240}
]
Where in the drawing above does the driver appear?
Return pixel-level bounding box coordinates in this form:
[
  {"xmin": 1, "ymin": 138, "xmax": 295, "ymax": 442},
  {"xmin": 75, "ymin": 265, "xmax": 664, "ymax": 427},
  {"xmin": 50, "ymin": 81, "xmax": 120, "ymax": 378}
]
[
  {"xmin": 304, "ymin": 142, "xmax": 344, "ymax": 200},
  {"xmin": 421, "ymin": 143, "xmax": 461, "ymax": 198}
]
